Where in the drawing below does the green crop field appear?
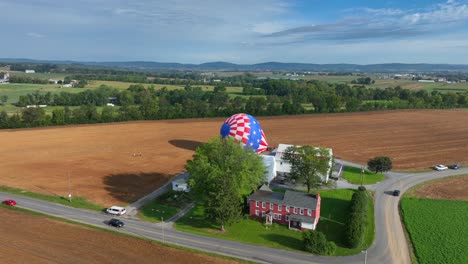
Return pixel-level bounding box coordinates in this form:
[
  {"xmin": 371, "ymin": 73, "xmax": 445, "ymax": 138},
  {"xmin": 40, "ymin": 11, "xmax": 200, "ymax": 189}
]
[
  {"xmin": 0, "ymin": 83, "xmax": 81, "ymax": 103},
  {"xmin": 9, "ymin": 72, "xmax": 69, "ymax": 80},
  {"xmin": 400, "ymin": 198, "xmax": 468, "ymax": 264},
  {"xmin": 86, "ymin": 80, "xmax": 243, "ymax": 93}
]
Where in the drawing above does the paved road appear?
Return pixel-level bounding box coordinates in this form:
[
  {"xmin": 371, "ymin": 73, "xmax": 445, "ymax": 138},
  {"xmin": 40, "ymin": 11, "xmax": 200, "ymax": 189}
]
[{"xmin": 1, "ymin": 168, "xmax": 467, "ymax": 264}]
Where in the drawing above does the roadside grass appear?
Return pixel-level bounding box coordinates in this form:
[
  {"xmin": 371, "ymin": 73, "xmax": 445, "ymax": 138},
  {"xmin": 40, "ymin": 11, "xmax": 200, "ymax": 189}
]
[
  {"xmin": 175, "ymin": 188, "xmax": 375, "ymax": 256},
  {"xmin": 0, "ymin": 185, "xmax": 103, "ymax": 211},
  {"xmin": 0, "ymin": 205, "xmax": 252, "ymax": 264},
  {"xmin": 400, "ymin": 198, "xmax": 468, "ymax": 264},
  {"xmin": 139, "ymin": 190, "xmax": 193, "ymax": 223},
  {"xmin": 342, "ymin": 166, "xmax": 385, "ymax": 185}
]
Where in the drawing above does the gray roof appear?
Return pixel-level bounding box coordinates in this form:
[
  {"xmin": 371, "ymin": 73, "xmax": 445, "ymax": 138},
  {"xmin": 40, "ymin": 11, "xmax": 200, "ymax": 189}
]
[
  {"xmin": 289, "ymin": 214, "xmax": 316, "ymax": 224},
  {"xmin": 249, "ymin": 188, "xmax": 318, "ymax": 210}
]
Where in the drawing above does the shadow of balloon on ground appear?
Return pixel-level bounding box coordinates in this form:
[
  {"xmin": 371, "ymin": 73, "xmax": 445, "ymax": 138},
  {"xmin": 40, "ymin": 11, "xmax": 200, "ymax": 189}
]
[
  {"xmin": 168, "ymin": 139, "xmax": 204, "ymax": 151},
  {"xmin": 103, "ymin": 172, "xmax": 170, "ymax": 203}
]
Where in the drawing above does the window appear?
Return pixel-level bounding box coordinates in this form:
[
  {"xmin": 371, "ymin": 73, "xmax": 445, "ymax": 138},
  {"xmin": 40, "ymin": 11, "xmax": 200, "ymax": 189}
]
[
  {"xmin": 256, "ymin": 201, "xmax": 259, "ymax": 207},
  {"xmin": 278, "ymin": 214, "xmax": 282, "ymax": 220},
  {"xmin": 286, "ymin": 206, "xmax": 290, "ymax": 212},
  {"xmin": 286, "ymin": 215, "xmax": 289, "ymax": 221},
  {"xmin": 308, "ymin": 210, "xmax": 312, "ymax": 216},
  {"xmin": 262, "ymin": 211, "xmax": 266, "ymax": 217},
  {"xmin": 293, "ymin": 207, "xmax": 297, "ymax": 214},
  {"xmin": 262, "ymin": 202, "xmax": 266, "ymax": 208},
  {"xmin": 278, "ymin": 205, "xmax": 282, "ymax": 211},
  {"xmin": 300, "ymin": 208, "xmax": 304, "ymax": 215},
  {"xmin": 270, "ymin": 203, "xmax": 273, "ymax": 210},
  {"xmin": 255, "ymin": 210, "xmax": 259, "ymax": 216},
  {"xmin": 273, "ymin": 214, "xmax": 277, "ymax": 220}
]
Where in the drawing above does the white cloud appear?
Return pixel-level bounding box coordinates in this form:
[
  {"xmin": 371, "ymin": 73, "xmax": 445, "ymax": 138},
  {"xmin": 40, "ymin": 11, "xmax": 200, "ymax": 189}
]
[{"xmin": 27, "ymin": 32, "xmax": 44, "ymax": 38}]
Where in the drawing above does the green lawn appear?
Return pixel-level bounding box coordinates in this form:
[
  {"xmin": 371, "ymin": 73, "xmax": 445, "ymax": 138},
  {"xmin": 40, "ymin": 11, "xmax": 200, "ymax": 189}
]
[
  {"xmin": 400, "ymin": 198, "xmax": 468, "ymax": 264},
  {"xmin": 139, "ymin": 190, "xmax": 193, "ymax": 223},
  {"xmin": 175, "ymin": 189, "xmax": 375, "ymax": 256},
  {"xmin": 0, "ymin": 185, "xmax": 104, "ymax": 211},
  {"xmin": 342, "ymin": 166, "xmax": 386, "ymax": 185}
]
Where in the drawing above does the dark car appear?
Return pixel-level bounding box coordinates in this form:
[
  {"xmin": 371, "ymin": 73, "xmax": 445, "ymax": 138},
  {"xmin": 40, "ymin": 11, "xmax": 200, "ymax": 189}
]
[
  {"xmin": 108, "ymin": 218, "xmax": 124, "ymax": 228},
  {"xmin": 2, "ymin": 199, "xmax": 17, "ymax": 206},
  {"xmin": 392, "ymin": 190, "xmax": 401, "ymax": 197},
  {"xmin": 448, "ymin": 164, "xmax": 460, "ymax": 170}
]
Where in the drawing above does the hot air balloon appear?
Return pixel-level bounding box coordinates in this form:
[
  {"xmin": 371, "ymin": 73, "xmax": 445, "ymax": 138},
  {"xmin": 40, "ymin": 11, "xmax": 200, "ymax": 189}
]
[{"xmin": 220, "ymin": 113, "xmax": 268, "ymax": 153}]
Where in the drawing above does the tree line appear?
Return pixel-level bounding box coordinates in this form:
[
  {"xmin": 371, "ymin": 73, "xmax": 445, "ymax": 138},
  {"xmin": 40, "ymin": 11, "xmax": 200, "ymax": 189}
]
[{"xmin": 1, "ymin": 79, "xmax": 468, "ymax": 129}]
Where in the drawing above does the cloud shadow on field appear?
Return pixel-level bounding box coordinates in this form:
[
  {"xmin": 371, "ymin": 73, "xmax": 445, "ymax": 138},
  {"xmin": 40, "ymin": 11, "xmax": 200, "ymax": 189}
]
[
  {"xmin": 169, "ymin": 139, "xmax": 204, "ymax": 151},
  {"xmin": 103, "ymin": 172, "xmax": 170, "ymax": 203}
]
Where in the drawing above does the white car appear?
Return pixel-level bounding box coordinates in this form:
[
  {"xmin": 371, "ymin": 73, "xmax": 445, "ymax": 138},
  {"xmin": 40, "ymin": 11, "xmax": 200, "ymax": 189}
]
[
  {"xmin": 106, "ymin": 206, "xmax": 127, "ymax": 216},
  {"xmin": 434, "ymin": 165, "xmax": 448, "ymax": 171}
]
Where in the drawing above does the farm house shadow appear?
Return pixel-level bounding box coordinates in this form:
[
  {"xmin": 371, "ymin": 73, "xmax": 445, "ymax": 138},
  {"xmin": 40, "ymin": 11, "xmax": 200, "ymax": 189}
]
[
  {"xmin": 103, "ymin": 172, "xmax": 170, "ymax": 203},
  {"xmin": 169, "ymin": 139, "xmax": 203, "ymax": 151}
]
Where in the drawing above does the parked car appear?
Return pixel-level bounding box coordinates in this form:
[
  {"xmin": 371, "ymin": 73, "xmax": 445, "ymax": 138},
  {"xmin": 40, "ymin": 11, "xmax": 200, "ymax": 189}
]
[
  {"xmin": 106, "ymin": 206, "xmax": 127, "ymax": 216},
  {"xmin": 2, "ymin": 199, "xmax": 16, "ymax": 206},
  {"xmin": 108, "ymin": 218, "xmax": 124, "ymax": 228},
  {"xmin": 392, "ymin": 190, "xmax": 401, "ymax": 197},
  {"xmin": 448, "ymin": 164, "xmax": 461, "ymax": 170},
  {"xmin": 434, "ymin": 164, "xmax": 448, "ymax": 171}
]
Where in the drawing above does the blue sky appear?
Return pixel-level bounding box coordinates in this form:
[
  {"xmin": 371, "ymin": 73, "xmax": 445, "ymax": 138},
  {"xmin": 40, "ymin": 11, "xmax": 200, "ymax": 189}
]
[{"xmin": 2, "ymin": 0, "xmax": 468, "ymax": 64}]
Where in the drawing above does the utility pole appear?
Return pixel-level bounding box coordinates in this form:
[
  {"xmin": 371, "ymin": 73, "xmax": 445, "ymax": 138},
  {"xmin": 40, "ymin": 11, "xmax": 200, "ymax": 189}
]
[
  {"xmin": 360, "ymin": 166, "xmax": 365, "ymax": 186},
  {"xmin": 68, "ymin": 170, "xmax": 72, "ymax": 202},
  {"xmin": 362, "ymin": 250, "xmax": 368, "ymax": 264},
  {"xmin": 161, "ymin": 217, "xmax": 165, "ymax": 243}
]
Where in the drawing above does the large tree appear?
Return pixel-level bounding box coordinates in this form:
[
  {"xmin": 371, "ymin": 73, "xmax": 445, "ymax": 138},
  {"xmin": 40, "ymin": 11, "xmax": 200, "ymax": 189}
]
[
  {"xmin": 283, "ymin": 145, "xmax": 331, "ymax": 193},
  {"xmin": 367, "ymin": 156, "xmax": 392, "ymax": 174},
  {"xmin": 186, "ymin": 137, "xmax": 265, "ymax": 231}
]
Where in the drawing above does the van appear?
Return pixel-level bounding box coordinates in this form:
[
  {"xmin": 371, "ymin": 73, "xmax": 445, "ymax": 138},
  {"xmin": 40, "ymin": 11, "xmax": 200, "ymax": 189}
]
[{"xmin": 106, "ymin": 206, "xmax": 127, "ymax": 216}]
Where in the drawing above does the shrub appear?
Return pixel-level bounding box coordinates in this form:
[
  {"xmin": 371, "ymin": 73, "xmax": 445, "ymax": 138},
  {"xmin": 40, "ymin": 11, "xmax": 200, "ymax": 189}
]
[
  {"xmin": 358, "ymin": 186, "xmax": 367, "ymax": 191},
  {"xmin": 303, "ymin": 230, "xmax": 336, "ymax": 255}
]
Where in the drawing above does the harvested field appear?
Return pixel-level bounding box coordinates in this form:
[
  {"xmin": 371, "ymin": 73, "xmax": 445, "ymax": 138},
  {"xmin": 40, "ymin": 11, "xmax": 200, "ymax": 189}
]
[
  {"xmin": 407, "ymin": 175, "xmax": 468, "ymax": 201},
  {"xmin": 0, "ymin": 109, "xmax": 467, "ymax": 205},
  {"xmin": 0, "ymin": 208, "xmax": 240, "ymax": 264}
]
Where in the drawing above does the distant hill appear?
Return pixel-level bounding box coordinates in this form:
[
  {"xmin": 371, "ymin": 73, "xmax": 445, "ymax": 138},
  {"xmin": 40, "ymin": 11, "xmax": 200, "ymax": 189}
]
[{"xmin": 1, "ymin": 58, "xmax": 468, "ymax": 72}]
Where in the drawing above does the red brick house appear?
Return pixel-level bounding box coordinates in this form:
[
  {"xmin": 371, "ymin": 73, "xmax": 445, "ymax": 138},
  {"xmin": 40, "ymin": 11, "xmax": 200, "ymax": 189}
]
[{"xmin": 248, "ymin": 185, "xmax": 321, "ymax": 231}]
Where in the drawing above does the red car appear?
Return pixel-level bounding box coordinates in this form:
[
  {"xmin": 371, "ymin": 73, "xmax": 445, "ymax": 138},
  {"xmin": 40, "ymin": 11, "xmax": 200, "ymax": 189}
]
[{"xmin": 2, "ymin": 199, "xmax": 17, "ymax": 206}]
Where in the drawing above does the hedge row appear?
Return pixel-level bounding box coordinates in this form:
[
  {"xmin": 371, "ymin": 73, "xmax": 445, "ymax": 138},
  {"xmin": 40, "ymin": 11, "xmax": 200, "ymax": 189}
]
[{"xmin": 345, "ymin": 190, "xmax": 369, "ymax": 248}]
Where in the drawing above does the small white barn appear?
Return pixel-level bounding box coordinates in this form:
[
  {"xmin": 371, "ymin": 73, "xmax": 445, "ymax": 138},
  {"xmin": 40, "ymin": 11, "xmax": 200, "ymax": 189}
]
[
  {"xmin": 172, "ymin": 179, "xmax": 190, "ymax": 192},
  {"xmin": 272, "ymin": 144, "xmax": 333, "ymax": 182}
]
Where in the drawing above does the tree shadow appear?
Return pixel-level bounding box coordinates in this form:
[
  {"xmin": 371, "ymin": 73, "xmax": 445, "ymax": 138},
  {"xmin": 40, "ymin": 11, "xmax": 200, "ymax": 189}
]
[
  {"xmin": 168, "ymin": 139, "xmax": 204, "ymax": 151},
  {"xmin": 103, "ymin": 172, "xmax": 170, "ymax": 203},
  {"xmin": 260, "ymin": 233, "xmax": 303, "ymax": 250}
]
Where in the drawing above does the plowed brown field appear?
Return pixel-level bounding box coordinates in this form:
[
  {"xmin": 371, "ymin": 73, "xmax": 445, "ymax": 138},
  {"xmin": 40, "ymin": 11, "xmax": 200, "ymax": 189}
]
[
  {"xmin": 1, "ymin": 109, "xmax": 467, "ymax": 206},
  {"xmin": 408, "ymin": 175, "xmax": 468, "ymax": 200},
  {"xmin": 0, "ymin": 208, "xmax": 241, "ymax": 264}
]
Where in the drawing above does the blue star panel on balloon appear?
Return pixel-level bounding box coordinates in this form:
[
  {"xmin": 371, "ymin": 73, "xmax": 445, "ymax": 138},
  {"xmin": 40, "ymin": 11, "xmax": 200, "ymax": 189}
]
[{"xmin": 220, "ymin": 113, "xmax": 268, "ymax": 153}]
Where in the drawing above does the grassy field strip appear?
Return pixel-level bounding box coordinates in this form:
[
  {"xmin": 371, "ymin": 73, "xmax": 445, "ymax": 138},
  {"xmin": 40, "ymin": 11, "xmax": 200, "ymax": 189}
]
[{"xmin": 341, "ymin": 166, "xmax": 386, "ymax": 185}]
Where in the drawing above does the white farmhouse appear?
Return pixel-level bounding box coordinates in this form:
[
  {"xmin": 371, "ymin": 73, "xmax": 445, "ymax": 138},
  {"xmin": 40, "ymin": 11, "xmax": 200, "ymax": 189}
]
[{"xmin": 272, "ymin": 144, "xmax": 333, "ymax": 182}]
